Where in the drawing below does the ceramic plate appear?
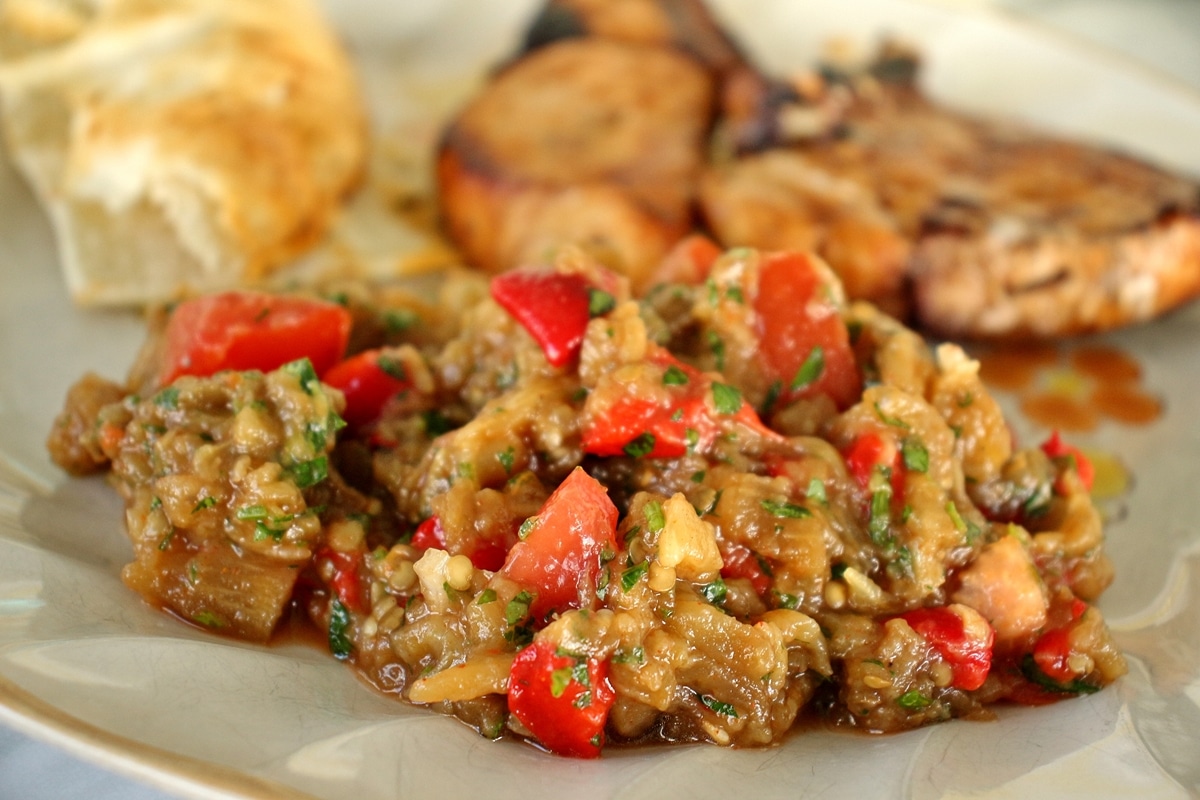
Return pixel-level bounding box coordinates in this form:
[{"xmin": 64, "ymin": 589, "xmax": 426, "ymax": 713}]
[{"xmin": 2, "ymin": 1, "xmax": 1199, "ymax": 797}]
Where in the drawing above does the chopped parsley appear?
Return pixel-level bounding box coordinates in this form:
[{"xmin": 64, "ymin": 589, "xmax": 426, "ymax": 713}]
[
  {"xmin": 901, "ymin": 438, "xmax": 929, "ymax": 473},
  {"xmin": 696, "ymin": 692, "xmax": 738, "ymax": 718},
  {"xmin": 621, "ymin": 561, "xmax": 649, "ymax": 592},
  {"xmin": 587, "ymin": 287, "xmax": 616, "ymax": 317},
  {"xmin": 896, "ymin": 690, "xmax": 931, "ymax": 710},
  {"xmin": 643, "ymin": 500, "xmax": 665, "ymax": 533},
  {"xmin": 662, "ymin": 365, "xmax": 690, "ymax": 386},
  {"xmin": 288, "ymin": 456, "xmax": 329, "ymax": 489},
  {"xmin": 328, "ymin": 599, "xmax": 354, "ymax": 660},
  {"xmin": 790, "ymin": 346, "xmax": 825, "ymax": 392},
  {"xmin": 711, "ymin": 382, "xmax": 742, "ymax": 415},
  {"xmin": 761, "ymin": 498, "xmax": 812, "ymax": 519},
  {"xmin": 192, "ymin": 496, "xmax": 217, "ymax": 513},
  {"xmin": 624, "ymin": 432, "xmax": 657, "ymax": 459}
]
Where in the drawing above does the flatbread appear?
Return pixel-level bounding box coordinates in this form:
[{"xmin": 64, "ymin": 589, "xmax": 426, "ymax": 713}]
[{"xmin": 0, "ymin": 0, "xmax": 367, "ymax": 305}]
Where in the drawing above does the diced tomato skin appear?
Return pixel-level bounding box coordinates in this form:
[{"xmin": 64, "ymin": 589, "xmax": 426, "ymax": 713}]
[
  {"xmin": 501, "ymin": 468, "xmax": 619, "ymax": 621},
  {"xmin": 899, "ymin": 607, "xmax": 994, "ymax": 691},
  {"xmin": 1040, "ymin": 431, "xmax": 1095, "ymax": 492},
  {"xmin": 507, "ymin": 640, "xmax": 615, "ymax": 758},
  {"xmin": 322, "ymin": 349, "xmax": 412, "ymax": 427},
  {"xmin": 490, "ymin": 271, "xmax": 594, "ymax": 368},
  {"xmin": 158, "ymin": 291, "xmax": 352, "ymax": 386},
  {"xmin": 754, "ymin": 252, "xmax": 862, "ymax": 411}
]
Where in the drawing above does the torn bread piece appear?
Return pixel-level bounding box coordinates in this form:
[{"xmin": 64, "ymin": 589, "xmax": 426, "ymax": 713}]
[{"xmin": 0, "ymin": 0, "xmax": 368, "ymax": 305}]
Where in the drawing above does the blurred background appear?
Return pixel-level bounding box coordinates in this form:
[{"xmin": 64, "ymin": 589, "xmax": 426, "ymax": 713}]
[{"xmin": 1, "ymin": 0, "xmax": 1198, "ymax": 797}]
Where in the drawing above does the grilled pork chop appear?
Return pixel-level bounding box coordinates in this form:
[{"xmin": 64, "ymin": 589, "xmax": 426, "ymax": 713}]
[{"xmin": 699, "ymin": 52, "xmax": 1200, "ymax": 337}]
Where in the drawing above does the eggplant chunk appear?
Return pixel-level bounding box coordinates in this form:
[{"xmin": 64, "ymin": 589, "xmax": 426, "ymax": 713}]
[{"xmin": 438, "ymin": 38, "xmax": 713, "ymax": 289}]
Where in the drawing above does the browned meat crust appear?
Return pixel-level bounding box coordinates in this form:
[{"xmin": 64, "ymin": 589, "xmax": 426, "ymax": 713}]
[
  {"xmin": 700, "ymin": 63, "xmax": 1200, "ymax": 337},
  {"xmin": 437, "ymin": 37, "xmax": 714, "ymax": 290}
]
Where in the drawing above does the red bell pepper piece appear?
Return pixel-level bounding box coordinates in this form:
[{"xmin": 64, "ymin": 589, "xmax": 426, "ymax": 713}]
[
  {"xmin": 317, "ymin": 546, "xmax": 368, "ymax": 614},
  {"xmin": 158, "ymin": 291, "xmax": 352, "ymax": 386},
  {"xmin": 501, "ymin": 467, "xmax": 619, "ymax": 621},
  {"xmin": 322, "ymin": 348, "xmax": 413, "ymax": 428},
  {"xmin": 507, "ymin": 639, "xmax": 616, "ymax": 758},
  {"xmin": 719, "ymin": 542, "xmax": 772, "ymax": 597},
  {"xmin": 899, "ymin": 605, "xmax": 994, "ymax": 691},
  {"xmin": 582, "ymin": 349, "xmax": 777, "ymax": 459},
  {"xmin": 1040, "ymin": 431, "xmax": 1095, "ymax": 492},
  {"xmin": 843, "ymin": 432, "xmax": 905, "ymax": 501},
  {"xmin": 491, "ymin": 270, "xmax": 608, "ymax": 368},
  {"xmin": 410, "ymin": 515, "xmax": 508, "ymax": 573},
  {"xmin": 755, "ymin": 251, "xmax": 862, "ymax": 411}
]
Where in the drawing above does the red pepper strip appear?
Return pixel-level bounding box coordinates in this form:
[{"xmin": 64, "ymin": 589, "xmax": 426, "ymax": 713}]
[
  {"xmin": 1040, "ymin": 431, "xmax": 1095, "ymax": 493},
  {"xmin": 719, "ymin": 542, "xmax": 772, "ymax": 597},
  {"xmin": 582, "ymin": 349, "xmax": 778, "ymax": 459},
  {"xmin": 491, "ymin": 270, "xmax": 597, "ymax": 368},
  {"xmin": 507, "ymin": 639, "xmax": 615, "ymax": 758},
  {"xmin": 755, "ymin": 251, "xmax": 862, "ymax": 411},
  {"xmin": 318, "ymin": 547, "xmax": 368, "ymax": 614},
  {"xmin": 899, "ymin": 606, "xmax": 994, "ymax": 691},
  {"xmin": 501, "ymin": 467, "xmax": 619, "ymax": 621},
  {"xmin": 411, "ymin": 515, "xmax": 509, "ymax": 573},
  {"xmin": 158, "ymin": 291, "xmax": 352, "ymax": 386},
  {"xmin": 322, "ymin": 348, "xmax": 413, "ymax": 428}
]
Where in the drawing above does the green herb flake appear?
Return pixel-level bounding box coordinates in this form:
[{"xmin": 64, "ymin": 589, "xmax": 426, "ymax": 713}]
[
  {"xmin": 383, "ymin": 308, "xmax": 419, "ymax": 334},
  {"xmin": 282, "ymin": 358, "xmax": 321, "ymax": 395},
  {"xmin": 153, "ymin": 386, "xmax": 180, "ymax": 409},
  {"xmin": 1019, "ymin": 654, "xmax": 1100, "ymax": 695},
  {"xmin": 497, "ymin": 446, "xmax": 516, "ymax": 474},
  {"xmin": 700, "ymin": 577, "xmax": 728, "ymax": 608},
  {"xmin": 706, "ymin": 330, "xmax": 726, "ymax": 371},
  {"xmin": 901, "ymin": 438, "xmax": 930, "ymax": 473},
  {"xmin": 505, "ymin": 591, "xmax": 533, "ymax": 627},
  {"xmin": 868, "ymin": 486, "xmax": 893, "ymax": 548},
  {"xmin": 518, "ymin": 516, "xmax": 538, "ymax": 540},
  {"xmin": 761, "ymin": 498, "xmax": 812, "ymax": 519},
  {"xmin": 613, "ymin": 646, "xmax": 645, "ymax": 665},
  {"xmin": 896, "ymin": 690, "xmax": 931, "ymax": 710},
  {"xmin": 662, "ymin": 365, "xmax": 690, "ymax": 386},
  {"xmin": 945, "ymin": 501, "xmax": 980, "ymax": 542},
  {"xmin": 328, "ymin": 599, "xmax": 354, "ymax": 660},
  {"xmin": 806, "ymin": 478, "xmax": 828, "ymax": 505},
  {"xmin": 289, "ymin": 456, "xmax": 329, "ymax": 489},
  {"xmin": 587, "ymin": 287, "xmax": 617, "ymax": 317},
  {"xmin": 790, "ymin": 346, "xmax": 825, "ymax": 392},
  {"xmin": 873, "ymin": 401, "xmax": 910, "ymax": 430},
  {"xmin": 192, "ymin": 496, "xmax": 217, "ymax": 513},
  {"xmin": 711, "ymin": 382, "xmax": 742, "ymax": 415},
  {"xmin": 193, "ymin": 610, "xmax": 224, "ymax": 629},
  {"xmin": 696, "ymin": 692, "xmax": 738, "ymax": 718},
  {"xmin": 476, "ymin": 588, "xmax": 497, "ymax": 605},
  {"xmin": 376, "ymin": 354, "xmax": 408, "ymax": 382},
  {"xmin": 644, "ymin": 501, "xmax": 665, "ymax": 534},
  {"xmin": 690, "ymin": 470, "xmax": 707, "ymax": 484},
  {"xmin": 760, "ymin": 380, "xmax": 782, "ymax": 416},
  {"xmin": 621, "ymin": 562, "xmax": 649, "ymax": 592},
  {"xmin": 623, "ymin": 432, "xmax": 657, "ymax": 459}
]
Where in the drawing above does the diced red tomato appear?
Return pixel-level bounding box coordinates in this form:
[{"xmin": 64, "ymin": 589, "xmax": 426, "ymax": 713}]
[
  {"xmin": 411, "ymin": 515, "xmax": 510, "ymax": 573},
  {"xmin": 318, "ymin": 546, "xmax": 368, "ymax": 614},
  {"xmin": 899, "ymin": 605, "xmax": 994, "ymax": 691},
  {"xmin": 650, "ymin": 234, "xmax": 722, "ymax": 286},
  {"xmin": 582, "ymin": 349, "xmax": 777, "ymax": 459},
  {"xmin": 719, "ymin": 542, "xmax": 772, "ymax": 598},
  {"xmin": 754, "ymin": 251, "xmax": 861, "ymax": 410},
  {"xmin": 501, "ymin": 468, "xmax": 619, "ymax": 621},
  {"xmin": 1040, "ymin": 431, "xmax": 1095, "ymax": 493},
  {"xmin": 158, "ymin": 291, "xmax": 352, "ymax": 386},
  {"xmin": 491, "ymin": 270, "xmax": 600, "ymax": 368},
  {"xmin": 507, "ymin": 639, "xmax": 616, "ymax": 758},
  {"xmin": 322, "ymin": 348, "xmax": 414, "ymax": 427}
]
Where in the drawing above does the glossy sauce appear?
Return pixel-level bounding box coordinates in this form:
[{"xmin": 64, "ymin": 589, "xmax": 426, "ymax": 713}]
[{"xmin": 975, "ymin": 342, "xmax": 1163, "ymax": 432}]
